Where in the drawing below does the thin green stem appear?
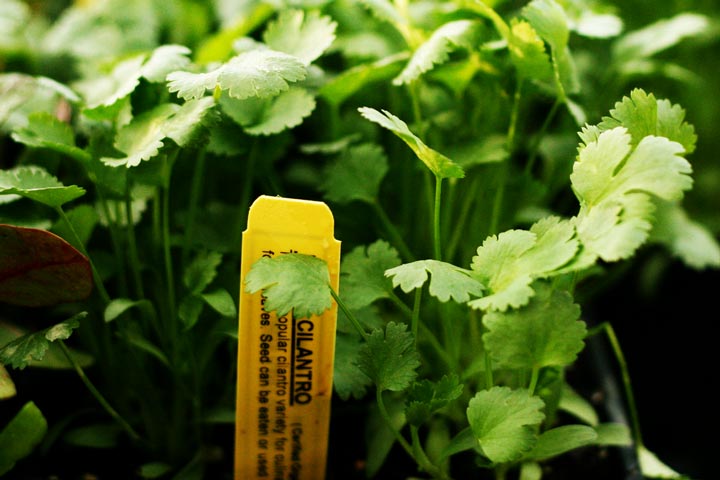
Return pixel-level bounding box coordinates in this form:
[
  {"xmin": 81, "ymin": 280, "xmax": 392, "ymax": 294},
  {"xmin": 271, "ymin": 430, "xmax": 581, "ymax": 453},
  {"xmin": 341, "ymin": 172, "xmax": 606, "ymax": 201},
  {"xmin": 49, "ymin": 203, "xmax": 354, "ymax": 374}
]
[
  {"xmin": 507, "ymin": 79, "xmax": 523, "ymax": 153},
  {"xmin": 419, "ymin": 322, "xmax": 454, "ymax": 370},
  {"xmin": 376, "ymin": 389, "xmax": 415, "ymax": 459},
  {"xmin": 528, "ymin": 365, "xmax": 540, "ymax": 395},
  {"xmin": 488, "ymin": 164, "xmax": 507, "ymax": 236},
  {"xmin": 446, "ymin": 176, "xmax": 480, "ymax": 263},
  {"xmin": 58, "ymin": 340, "xmax": 141, "ymax": 442},
  {"xmin": 55, "ymin": 207, "xmax": 111, "ymax": 305},
  {"xmin": 96, "ymin": 188, "xmax": 128, "ymax": 297},
  {"xmin": 371, "ymin": 200, "xmax": 415, "ymax": 261},
  {"xmin": 182, "ymin": 149, "xmax": 207, "ymax": 266},
  {"xmin": 483, "ymin": 350, "xmax": 494, "ymax": 391},
  {"xmin": 330, "ymin": 288, "xmax": 368, "ymax": 341},
  {"xmin": 525, "ymin": 99, "xmax": 561, "ymax": 175},
  {"xmin": 389, "ymin": 291, "xmax": 414, "ymax": 320},
  {"xmin": 410, "ymin": 425, "xmax": 449, "ymax": 479},
  {"xmin": 433, "ymin": 176, "xmax": 443, "ymax": 261},
  {"xmin": 161, "ymin": 156, "xmax": 177, "ymax": 332},
  {"xmin": 411, "ymin": 288, "xmax": 422, "ymax": 341},
  {"xmin": 591, "ymin": 322, "xmax": 644, "ymax": 447},
  {"xmin": 124, "ymin": 186, "xmax": 145, "ymax": 298}
]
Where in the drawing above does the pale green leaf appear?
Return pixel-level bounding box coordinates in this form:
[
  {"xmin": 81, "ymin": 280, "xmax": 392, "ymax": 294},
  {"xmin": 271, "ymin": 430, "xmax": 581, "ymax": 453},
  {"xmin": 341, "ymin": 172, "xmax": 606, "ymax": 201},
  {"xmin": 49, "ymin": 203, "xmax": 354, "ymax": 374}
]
[
  {"xmin": 359, "ymin": 0, "xmax": 404, "ymax": 26},
  {"xmin": 321, "ymin": 143, "xmax": 388, "ymax": 204},
  {"xmin": 594, "ymin": 423, "xmax": 632, "ymax": 446},
  {"xmin": 466, "ymin": 386, "xmax": 545, "ymax": 463},
  {"xmin": 339, "ymin": 240, "xmax": 401, "ymax": 310},
  {"xmin": 651, "ymin": 199, "xmax": 720, "ymax": 269},
  {"xmin": 558, "ymin": 383, "xmax": 598, "ymax": 426},
  {"xmin": 0, "ymin": 365, "xmax": 15, "ymax": 400},
  {"xmin": 11, "ymin": 112, "xmax": 90, "ymax": 162},
  {"xmin": 522, "ymin": 0, "xmax": 569, "ymax": 52},
  {"xmin": 571, "ymin": 12, "xmax": 623, "ymax": 38},
  {"xmin": 358, "ymin": 107, "xmax": 464, "ymax": 179},
  {"xmin": 508, "ymin": 19, "xmax": 553, "ymax": 82},
  {"xmin": 333, "ymin": 333, "xmax": 372, "ymax": 400},
  {"xmin": 614, "ymin": 13, "xmax": 711, "ymax": 61},
  {"xmin": 385, "ymin": 260, "xmax": 484, "ymax": 303},
  {"xmin": 0, "ymin": 166, "xmax": 85, "ymax": 208},
  {"xmin": 483, "ymin": 282, "xmax": 586, "ymax": 369},
  {"xmin": 597, "ymin": 89, "xmax": 697, "ymax": 154},
  {"xmin": 572, "ymin": 127, "xmax": 693, "ymax": 261},
  {"xmin": 220, "ymin": 87, "xmax": 315, "ymax": 136},
  {"xmin": 358, "ymin": 322, "xmax": 420, "ymax": 392},
  {"xmin": 201, "ymin": 289, "xmax": 237, "ymax": 317},
  {"xmin": 141, "ymin": 45, "xmax": 192, "ymax": 83},
  {"xmin": 638, "ymin": 444, "xmax": 683, "ymax": 479},
  {"xmin": 0, "ymin": 402, "xmax": 47, "ymax": 476},
  {"xmin": 394, "ymin": 20, "xmax": 480, "ymax": 85},
  {"xmin": 168, "ymin": 49, "xmax": 306, "ymax": 101},
  {"xmin": 263, "ymin": 9, "xmax": 337, "ymax": 65},
  {"xmin": 78, "ymin": 55, "xmax": 146, "ymax": 110},
  {"xmin": 520, "ymin": 462, "xmax": 542, "ymax": 480},
  {"xmin": 244, "ymin": 253, "xmax": 332, "ymax": 318},
  {"xmin": 102, "ymin": 103, "xmax": 177, "ymax": 167},
  {"xmin": 405, "ymin": 374, "xmax": 463, "ymax": 426},
  {"xmin": 524, "ymin": 425, "xmax": 597, "ymax": 461},
  {"xmin": 469, "ymin": 217, "xmax": 578, "ymax": 311},
  {"xmin": 163, "ymin": 96, "xmax": 217, "ymax": 147},
  {"xmin": 0, "ymin": 314, "xmax": 84, "ymax": 370}
]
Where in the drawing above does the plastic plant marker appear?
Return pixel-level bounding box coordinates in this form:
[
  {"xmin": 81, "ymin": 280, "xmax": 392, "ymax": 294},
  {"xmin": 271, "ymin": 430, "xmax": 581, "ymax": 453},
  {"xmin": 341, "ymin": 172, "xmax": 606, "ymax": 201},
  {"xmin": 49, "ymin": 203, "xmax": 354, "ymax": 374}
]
[
  {"xmin": 235, "ymin": 195, "xmax": 341, "ymax": 480},
  {"xmin": 0, "ymin": 224, "xmax": 93, "ymax": 307}
]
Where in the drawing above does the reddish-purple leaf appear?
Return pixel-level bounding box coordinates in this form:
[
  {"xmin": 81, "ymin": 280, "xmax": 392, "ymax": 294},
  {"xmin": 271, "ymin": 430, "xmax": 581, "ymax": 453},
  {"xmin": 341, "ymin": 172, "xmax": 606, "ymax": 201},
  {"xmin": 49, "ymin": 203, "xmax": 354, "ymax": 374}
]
[{"xmin": 0, "ymin": 224, "xmax": 93, "ymax": 307}]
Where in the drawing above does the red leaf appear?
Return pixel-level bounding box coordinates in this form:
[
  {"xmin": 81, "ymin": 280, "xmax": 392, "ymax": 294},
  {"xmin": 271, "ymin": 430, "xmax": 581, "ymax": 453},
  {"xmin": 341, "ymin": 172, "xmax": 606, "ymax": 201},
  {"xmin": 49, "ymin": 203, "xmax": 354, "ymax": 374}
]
[{"xmin": 0, "ymin": 224, "xmax": 93, "ymax": 307}]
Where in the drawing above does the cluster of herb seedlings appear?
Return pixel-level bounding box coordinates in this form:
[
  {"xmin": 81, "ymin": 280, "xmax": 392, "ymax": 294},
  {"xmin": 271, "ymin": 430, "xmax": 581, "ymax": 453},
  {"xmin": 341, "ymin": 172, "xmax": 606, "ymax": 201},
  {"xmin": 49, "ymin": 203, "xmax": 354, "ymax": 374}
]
[{"xmin": 1, "ymin": 0, "xmax": 719, "ymax": 479}]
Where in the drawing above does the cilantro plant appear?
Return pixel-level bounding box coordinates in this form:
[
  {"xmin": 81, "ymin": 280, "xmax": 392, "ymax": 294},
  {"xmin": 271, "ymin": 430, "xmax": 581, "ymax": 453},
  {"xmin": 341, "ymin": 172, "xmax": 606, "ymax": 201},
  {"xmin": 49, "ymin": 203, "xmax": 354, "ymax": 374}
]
[{"xmin": 1, "ymin": 0, "xmax": 719, "ymax": 479}]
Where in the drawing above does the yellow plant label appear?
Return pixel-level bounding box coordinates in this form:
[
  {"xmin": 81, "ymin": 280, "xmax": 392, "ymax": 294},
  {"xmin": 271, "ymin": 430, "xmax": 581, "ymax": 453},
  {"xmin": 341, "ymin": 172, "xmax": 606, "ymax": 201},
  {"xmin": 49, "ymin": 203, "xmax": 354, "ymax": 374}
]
[{"xmin": 235, "ymin": 195, "xmax": 341, "ymax": 480}]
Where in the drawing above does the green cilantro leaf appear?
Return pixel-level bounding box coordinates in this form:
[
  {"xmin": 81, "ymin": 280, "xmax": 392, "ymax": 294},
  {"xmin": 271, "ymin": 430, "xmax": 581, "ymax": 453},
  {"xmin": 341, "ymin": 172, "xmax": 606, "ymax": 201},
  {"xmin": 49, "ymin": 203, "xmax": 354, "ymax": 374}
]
[
  {"xmin": 357, "ymin": 321, "xmax": 420, "ymax": 392},
  {"xmin": 469, "ymin": 217, "xmax": 578, "ymax": 311},
  {"xmin": 183, "ymin": 251, "xmax": 222, "ymax": 294},
  {"xmin": 482, "ymin": 282, "xmax": 586, "ymax": 370},
  {"xmin": 11, "ymin": 112, "xmax": 90, "ymax": 163},
  {"xmin": 220, "ymin": 87, "xmax": 316, "ymax": 136},
  {"xmin": 571, "ymin": 127, "xmax": 692, "ymax": 261},
  {"xmin": 638, "ymin": 444, "xmax": 683, "ymax": 479},
  {"xmin": 339, "ymin": 240, "xmax": 401, "ymax": 310},
  {"xmin": 0, "ymin": 364, "xmax": 14, "ymax": 399},
  {"xmin": 140, "ymin": 45, "xmax": 192, "ymax": 83},
  {"xmin": 650, "ymin": 199, "xmax": 720, "ymax": 269},
  {"xmin": 0, "ymin": 166, "xmax": 85, "ymax": 208},
  {"xmin": 508, "ymin": 19, "xmax": 553, "ymax": 82},
  {"xmin": 613, "ymin": 13, "xmax": 710, "ymax": 62},
  {"xmin": 558, "ymin": 383, "xmax": 598, "ymax": 426},
  {"xmin": 405, "ymin": 374, "xmax": 464, "ymax": 426},
  {"xmin": 101, "ymin": 104, "xmax": 176, "ymax": 167},
  {"xmin": 385, "ymin": 260, "xmax": 485, "ymax": 303},
  {"xmin": 524, "ymin": 425, "xmax": 598, "ymax": 461},
  {"xmin": 201, "ymin": 289, "xmax": 237, "ymax": 318},
  {"xmin": 263, "ymin": 9, "xmax": 337, "ymax": 65},
  {"xmin": 167, "ymin": 49, "xmax": 306, "ymax": 101},
  {"xmin": 102, "ymin": 98, "xmax": 216, "ymax": 167},
  {"xmin": 597, "ymin": 88, "xmax": 697, "ymax": 154},
  {"xmin": 466, "ymin": 386, "xmax": 545, "ymax": 463},
  {"xmin": 0, "ymin": 314, "xmax": 84, "ymax": 370},
  {"xmin": 321, "ymin": 143, "xmax": 389, "ymax": 205},
  {"xmin": 358, "ymin": 107, "xmax": 464, "ymax": 179},
  {"xmin": 523, "ymin": 0, "xmax": 579, "ymax": 97},
  {"xmin": 334, "ymin": 333, "xmax": 372, "ymax": 400},
  {"xmin": 319, "ymin": 53, "xmax": 407, "ymax": 107},
  {"xmin": 0, "ymin": 401, "xmax": 48, "ymax": 476},
  {"xmin": 394, "ymin": 20, "xmax": 480, "ymax": 85},
  {"xmin": 244, "ymin": 253, "xmax": 332, "ymax": 318}
]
